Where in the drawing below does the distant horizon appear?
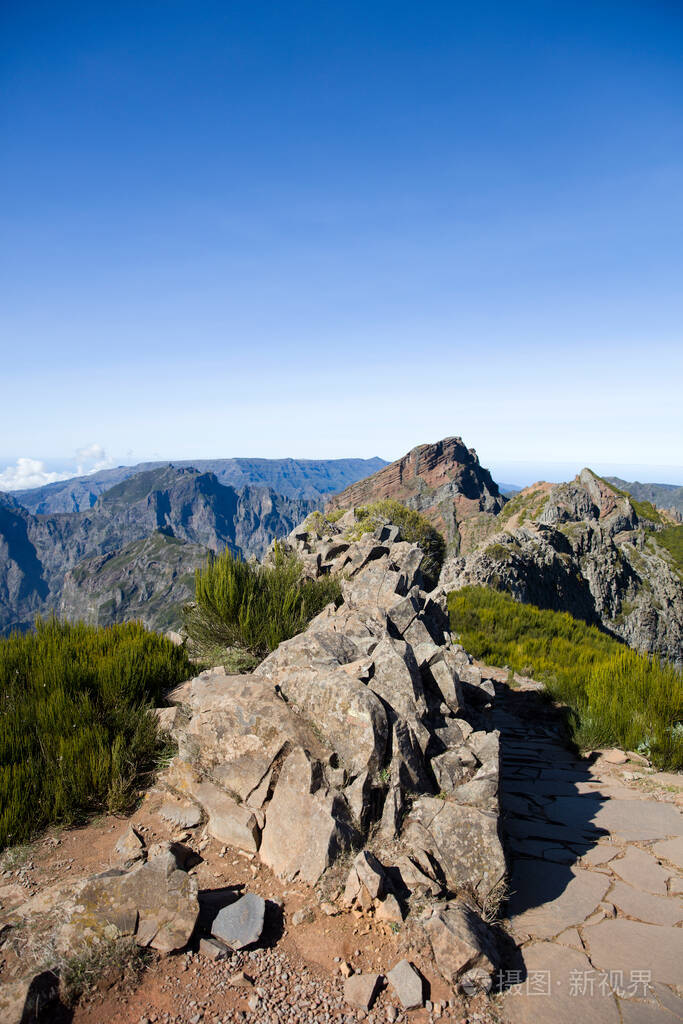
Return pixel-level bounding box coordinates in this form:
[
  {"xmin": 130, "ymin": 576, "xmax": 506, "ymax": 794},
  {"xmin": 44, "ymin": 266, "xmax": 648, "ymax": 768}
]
[{"xmin": 2, "ymin": 447, "xmax": 683, "ymax": 494}]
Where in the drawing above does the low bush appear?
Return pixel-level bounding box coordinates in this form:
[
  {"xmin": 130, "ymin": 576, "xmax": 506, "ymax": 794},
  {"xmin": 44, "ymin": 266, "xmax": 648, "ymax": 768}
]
[
  {"xmin": 184, "ymin": 543, "xmax": 342, "ymax": 662},
  {"xmin": 448, "ymin": 586, "xmax": 682, "ymax": 769},
  {"xmin": 0, "ymin": 619, "xmax": 193, "ymax": 849},
  {"xmin": 348, "ymin": 499, "xmax": 446, "ymax": 587}
]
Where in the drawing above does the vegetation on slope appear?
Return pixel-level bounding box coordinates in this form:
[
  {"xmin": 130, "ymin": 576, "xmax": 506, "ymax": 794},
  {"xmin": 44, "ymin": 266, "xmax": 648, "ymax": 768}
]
[
  {"xmin": 448, "ymin": 586, "xmax": 683, "ymax": 769},
  {"xmin": 651, "ymin": 524, "xmax": 683, "ymax": 577},
  {"xmin": 0, "ymin": 619, "xmax": 193, "ymax": 849},
  {"xmin": 184, "ymin": 544, "xmax": 342, "ymax": 666},
  {"xmin": 346, "ymin": 499, "xmax": 446, "ymax": 587}
]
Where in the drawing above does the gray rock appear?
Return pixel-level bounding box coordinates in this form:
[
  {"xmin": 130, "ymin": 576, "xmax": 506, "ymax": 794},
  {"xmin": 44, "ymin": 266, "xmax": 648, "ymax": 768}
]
[
  {"xmin": 211, "ymin": 894, "xmax": 265, "ymax": 950},
  {"xmin": 425, "ymin": 900, "xmax": 499, "ymax": 989},
  {"xmin": 344, "ymin": 972, "xmax": 382, "ymax": 1010},
  {"xmin": 259, "ymin": 747, "xmax": 356, "ymax": 883},
  {"xmin": 387, "ymin": 959, "xmax": 423, "ymax": 1009},
  {"xmin": 160, "ymin": 800, "xmax": 202, "ymax": 829},
  {"xmin": 111, "ymin": 826, "xmax": 146, "ymax": 869}
]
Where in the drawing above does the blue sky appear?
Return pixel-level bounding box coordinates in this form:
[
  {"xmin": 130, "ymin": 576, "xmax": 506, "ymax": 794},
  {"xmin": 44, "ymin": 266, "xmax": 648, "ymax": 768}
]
[{"xmin": 1, "ymin": 0, "xmax": 682, "ymax": 488}]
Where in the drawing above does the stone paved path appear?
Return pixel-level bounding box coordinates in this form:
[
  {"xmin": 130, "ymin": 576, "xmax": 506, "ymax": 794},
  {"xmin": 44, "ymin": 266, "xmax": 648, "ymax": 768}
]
[{"xmin": 485, "ymin": 679, "xmax": 683, "ymax": 1024}]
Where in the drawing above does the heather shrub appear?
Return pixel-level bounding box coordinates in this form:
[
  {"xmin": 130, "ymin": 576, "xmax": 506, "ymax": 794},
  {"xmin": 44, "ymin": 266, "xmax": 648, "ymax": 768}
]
[{"xmin": 0, "ymin": 619, "xmax": 193, "ymax": 848}]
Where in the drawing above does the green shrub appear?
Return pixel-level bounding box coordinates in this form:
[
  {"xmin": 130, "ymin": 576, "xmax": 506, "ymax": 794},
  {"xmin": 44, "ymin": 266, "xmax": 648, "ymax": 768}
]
[
  {"xmin": 448, "ymin": 586, "xmax": 682, "ymax": 769},
  {"xmin": 184, "ymin": 543, "xmax": 342, "ymax": 661},
  {"xmin": 348, "ymin": 499, "xmax": 446, "ymax": 586},
  {"xmin": 0, "ymin": 619, "xmax": 193, "ymax": 849}
]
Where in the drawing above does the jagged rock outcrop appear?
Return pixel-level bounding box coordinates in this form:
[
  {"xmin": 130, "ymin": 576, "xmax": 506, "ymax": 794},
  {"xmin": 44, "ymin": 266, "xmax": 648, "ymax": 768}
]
[
  {"xmin": 441, "ymin": 469, "xmax": 683, "ymax": 662},
  {"xmin": 327, "ymin": 437, "xmax": 505, "ymax": 551},
  {"xmin": 160, "ymin": 511, "xmax": 506, "ymax": 976}
]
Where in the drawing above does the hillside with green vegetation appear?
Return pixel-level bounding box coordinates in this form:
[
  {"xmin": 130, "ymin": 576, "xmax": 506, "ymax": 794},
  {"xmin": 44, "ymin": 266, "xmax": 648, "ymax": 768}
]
[
  {"xmin": 448, "ymin": 586, "xmax": 683, "ymax": 769},
  {"xmin": 0, "ymin": 619, "xmax": 193, "ymax": 849}
]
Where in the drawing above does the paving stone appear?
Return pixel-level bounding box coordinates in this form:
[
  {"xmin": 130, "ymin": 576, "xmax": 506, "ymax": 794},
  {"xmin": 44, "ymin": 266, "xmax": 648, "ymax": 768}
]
[
  {"xmin": 584, "ymin": 919, "xmax": 683, "ymax": 987},
  {"xmin": 618, "ymin": 999, "xmax": 680, "ymax": 1023},
  {"xmin": 652, "ymin": 836, "xmax": 683, "ymax": 873},
  {"xmin": 609, "ymin": 881, "xmax": 683, "ymax": 927},
  {"xmin": 611, "ymin": 847, "xmax": 671, "ymax": 894},
  {"xmin": 555, "ymin": 927, "xmax": 584, "ymax": 949},
  {"xmin": 386, "ymin": 959, "xmax": 423, "ymax": 1010},
  {"xmin": 508, "ymin": 860, "xmax": 609, "ymax": 939},
  {"xmin": 580, "ymin": 843, "xmax": 621, "ymax": 867},
  {"xmin": 590, "ymin": 800, "xmax": 682, "ymax": 841},
  {"xmin": 502, "ymin": 942, "xmax": 619, "ymax": 1023},
  {"xmin": 652, "ymin": 982, "xmax": 683, "ymax": 1019}
]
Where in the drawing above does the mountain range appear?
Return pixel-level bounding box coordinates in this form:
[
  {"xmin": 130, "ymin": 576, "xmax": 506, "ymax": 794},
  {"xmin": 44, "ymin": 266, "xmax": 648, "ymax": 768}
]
[
  {"xmin": 13, "ymin": 456, "xmax": 388, "ymax": 513},
  {"xmin": 1, "ymin": 444, "xmax": 681, "ymax": 663},
  {"xmin": 1, "ymin": 460, "xmax": 382, "ymax": 634}
]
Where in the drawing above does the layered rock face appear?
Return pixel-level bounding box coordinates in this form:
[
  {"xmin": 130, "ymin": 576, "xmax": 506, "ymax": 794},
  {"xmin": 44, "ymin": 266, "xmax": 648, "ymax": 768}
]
[
  {"xmin": 441, "ymin": 469, "xmax": 683, "ymax": 663},
  {"xmin": 327, "ymin": 437, "xmax": 505, "ymax": 551},
  {"xmin": 160, "ymin": 513, "xmax": 505, "ymax": 979}
]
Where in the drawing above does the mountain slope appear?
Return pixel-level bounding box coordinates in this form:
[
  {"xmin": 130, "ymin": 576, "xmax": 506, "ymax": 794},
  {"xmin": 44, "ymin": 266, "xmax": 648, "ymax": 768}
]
[
  {"xmin": 0, "ymin": 466, "xmax": 316, "ymax": 634},
  {"xmin": 440, "ymin": 469, "xmax": 683, "ymax": 663},
  {"xmin": 59, "ymin": 532, "xmax": 207, "ymax": 631},
  {"xmin": 605, "ymin": 476, "xmax": 683, "ymax": 517},
  {"xmin": 327, "ymin": 436, "xmax": 505, "ymax": 550},
  {"xmin": 13, "ymin": 456, "xmax": 388, "ymax": 513}
]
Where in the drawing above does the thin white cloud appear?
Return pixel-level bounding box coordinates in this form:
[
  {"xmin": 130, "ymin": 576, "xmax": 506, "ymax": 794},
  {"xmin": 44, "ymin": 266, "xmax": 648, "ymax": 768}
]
[{"xmin": 0, "ymin": 445, "xmax": 114, "ymax": 491}]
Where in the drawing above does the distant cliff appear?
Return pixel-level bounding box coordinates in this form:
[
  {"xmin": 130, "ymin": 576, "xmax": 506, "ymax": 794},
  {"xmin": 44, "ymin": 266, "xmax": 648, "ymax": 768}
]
[
  {"xmin": 440, "ymin": 470, "xmax": 683, "ymax": 664},
  {"xmin": 13, "ymin": 456, "xmax": 388, "ymax": 513},
  {"xmin": 328, "ymin": 437, "xmax": 505, "ymax": 551},
  {"xmin": 0, "ymin": 466, "xmax": 317, "ymax": 634}
]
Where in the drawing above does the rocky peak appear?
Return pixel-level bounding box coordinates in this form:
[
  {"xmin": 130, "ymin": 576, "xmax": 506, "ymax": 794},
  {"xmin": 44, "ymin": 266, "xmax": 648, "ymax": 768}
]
[{"xmin": 327, "ymin": 437, "xmax": 505, "ymax": 551}]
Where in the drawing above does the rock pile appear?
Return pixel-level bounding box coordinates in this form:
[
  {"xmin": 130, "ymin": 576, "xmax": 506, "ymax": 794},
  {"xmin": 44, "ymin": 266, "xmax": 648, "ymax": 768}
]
[{"xmin": 160, "ymin": 511, "xmax": 506, "ymax": 985}]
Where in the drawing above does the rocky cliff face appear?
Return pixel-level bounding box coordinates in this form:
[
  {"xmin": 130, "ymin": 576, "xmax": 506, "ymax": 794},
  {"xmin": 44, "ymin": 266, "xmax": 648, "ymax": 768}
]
[
  {"xmin": 59, "ymin": 531, "xmax": 208, "ymax": 631},
  {"xmin": 0, "ymin": 466, "xmax": 317, "ymax": 634},
  {"xmin": 327, "ymin": 437, "xmax": 505, "ymax": 551},
  {"xmin": 440, "ymin": 469, "xmax": 683, "ymax": 663}
]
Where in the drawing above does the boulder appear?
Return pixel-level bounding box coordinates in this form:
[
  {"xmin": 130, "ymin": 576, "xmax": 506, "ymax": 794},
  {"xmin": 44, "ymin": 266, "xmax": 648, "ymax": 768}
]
[
  {"xmin": 63, "ymin": 853, "xmax": 199, "ymax": 954},
  {"xmin": 402, "ymin": 797, "xmax": 505, "ymax": 897},
  {"xmin": 167, "ymin": 672, "xmax": 321, "ymax": 801},
  {"xmin": 259, "ymin": 748, "xmax": 356, "ymax": 883},
  {"xmin": 111, "ymin": 825, "xmax": 146, "ymax": 869},
  {"xmin": 344, "ymin": 972, "xmax": 382, "ymax": 1011},
  {"xmin": 211, "ymin": 893, "xmax": 265, "ymax": 950},
  {"xmin": 425, "ymin": 900, "xmax": 499, "ymax": 990},
  {"xmin": 387, "ymin": 958, "xmax": 423, "ymax": 1010},
  {"xmin": 168, "ymin": 765, "xmax": 261, "ymax": 852}
]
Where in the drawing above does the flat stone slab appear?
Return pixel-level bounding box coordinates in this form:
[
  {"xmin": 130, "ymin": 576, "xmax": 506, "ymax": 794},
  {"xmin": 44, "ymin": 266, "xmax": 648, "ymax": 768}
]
[
  {"xmin": 610, "ymin": 847, "xmax": 671, "ymax": 894},
  {"xmin": 502, "ymin": 942, "xmax": 619, "ymax": 1023},
  {"xmin": 344, "ymin": 973, "xmax": 381, "ymax": 1010},
  {"xmin": 590, "ymin": 800, "xmax": 682, "ymax": 842},
  {"xmin": 618, "ymin": 1000, "xmax": 683, "ymax": 1024},
  {"xmin": 652, "ymin": 836, "xmax": 683, "ymax": 873},
  {"xmin": 160, "ymin": 801, "xmax": 202, "ymax": 829},
  {"xmin": 580, "ymin": 843, "xmax": 621, "ymax": 867},
  {"xmin": 387, "ymin": 959, "xmax": 423, "ymax": 1010},
  {"xmin": 211, "ymin": 893, "xmax": 265, "ymax": 950},
  {"xmin": 584, "ymin": 919, "xmax": 683, "ymax": 987},
  {"xmin": 508, "ymin": 860, "xmax": 609, "ymax": 939},
  {"xmin": 609, "ymin": 881, "xmax": 683, "ymax": 927}
]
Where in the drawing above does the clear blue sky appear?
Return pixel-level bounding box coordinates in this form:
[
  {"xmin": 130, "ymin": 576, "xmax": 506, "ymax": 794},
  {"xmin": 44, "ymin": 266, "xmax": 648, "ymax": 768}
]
[{"xmin": 1, "ymin": 0, "xmax": 682, "ymax": 488}]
